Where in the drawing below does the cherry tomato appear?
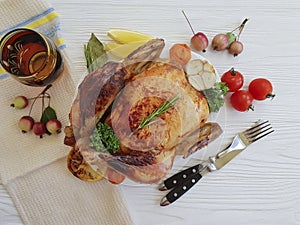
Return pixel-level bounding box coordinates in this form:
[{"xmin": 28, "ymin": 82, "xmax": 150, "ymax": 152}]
[
  {"xmin": 230, "ymin": 90, "xmax": 254, "ymax": 112},
  {"xmin": 248, "ymin": 78, "xmax": 275, "ymax": 100},
  {"xmin": 221, "ymin": 68, "xmax": 244, "ymax": 92},
  {"xmin": 107, "ymin": 168, "xmax": 126, "ymax": 184}
]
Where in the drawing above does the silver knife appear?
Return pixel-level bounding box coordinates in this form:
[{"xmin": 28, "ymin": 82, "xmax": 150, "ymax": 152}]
[{"xmin": 159, "ymin": 120, "xmax": 274, "ymax": 206}]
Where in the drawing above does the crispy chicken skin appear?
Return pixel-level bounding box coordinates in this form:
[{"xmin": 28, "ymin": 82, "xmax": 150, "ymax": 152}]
[
  {"xmin": 102, "ymin": 62, "xmax": 212, "ymax": 183},
  {"xmin": 108, "ymin": 62, "xmax": 209, "ymax": 159},
  {"xmin": 64, "ymin": 39, "xmax": 222, "ymax": 184}
]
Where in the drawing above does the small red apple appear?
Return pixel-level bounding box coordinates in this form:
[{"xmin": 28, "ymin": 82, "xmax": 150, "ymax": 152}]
[
  {"xmin": 18, "ymin": 116, "xmax": 34, "ymax": 133},
  {"xmin": 11, "ymin": 96, "xmax": 29, "ymax": 109},
  {"xmin": 33, "ymin": 122, "xmax": 46, "ymax": 138},
  {"xmin": 46, "ymin": 119, "xmax": 62, "ymax": 134}
]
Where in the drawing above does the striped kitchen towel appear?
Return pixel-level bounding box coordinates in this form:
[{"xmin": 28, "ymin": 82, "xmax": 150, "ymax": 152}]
[
  {"xmin": 0, "ymin": 0, "xmax": 75, "ymax": 184},
  {"xmin": 0, "ymin": 0, "xmax": 66, "ymax": 80},
  {"xmin": 0, "ymin": 0, "xmax": 134, "ymax": 225}
]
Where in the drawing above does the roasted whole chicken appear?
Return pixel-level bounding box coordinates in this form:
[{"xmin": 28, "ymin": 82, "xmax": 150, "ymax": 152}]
[{"xmin": 64, "ymin": 39, "xmax": 222, "ymax": 184}]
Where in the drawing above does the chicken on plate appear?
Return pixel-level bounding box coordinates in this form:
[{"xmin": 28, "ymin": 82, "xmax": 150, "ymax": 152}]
[{"xmin": 64, "ymin": 39, "xmax": 222, "ymax": 184}]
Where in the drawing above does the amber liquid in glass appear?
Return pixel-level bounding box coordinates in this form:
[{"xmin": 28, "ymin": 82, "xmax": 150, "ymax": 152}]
[{"xmin": 1, "ymin": 29, "xmax": 63, "ymax": 86}]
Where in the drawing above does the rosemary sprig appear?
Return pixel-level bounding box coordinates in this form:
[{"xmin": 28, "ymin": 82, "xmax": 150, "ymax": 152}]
[{"xmin": 132, "ymin": 94, "xmax": 180, "ymax": 134}]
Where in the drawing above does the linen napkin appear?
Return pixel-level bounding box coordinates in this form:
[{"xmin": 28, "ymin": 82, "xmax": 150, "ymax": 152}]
[{"xmin": 0, "ymin": 0, "xmax": 134, "ymax": 224}]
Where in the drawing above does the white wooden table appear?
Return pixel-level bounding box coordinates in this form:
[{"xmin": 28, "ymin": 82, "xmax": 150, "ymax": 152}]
[{"xmin": 1, "ymin": 0, "xmax": 300, "ymax": 224}]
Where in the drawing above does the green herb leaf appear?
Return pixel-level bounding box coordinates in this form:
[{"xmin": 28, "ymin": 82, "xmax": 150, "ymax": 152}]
[
  {"xmin": 226, "ymin": 32, "xmax": 236, "ymax": 48},
  {"xmin": 84, "ymin": 33, "xmax": 108, "ymax": 73},
  {"xmin": 215, "ymin": 82, "xmax": 230, "ymax": 95},
  {"xmin": 203, "ymin": 82, "xmax": 229, "ymax": 113},
  {"xmin": 133, "ymin": 95, "xmax": 180, "ymax": 134},
  {"xmin": 89, "ymin": 122, "xmax": 120, "ymax": 154},
  {"xmin": 40, "ymin": 106, "xmax": 57, "ymax": 123}
]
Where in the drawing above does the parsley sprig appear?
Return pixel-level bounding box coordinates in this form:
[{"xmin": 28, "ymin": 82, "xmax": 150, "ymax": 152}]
[
  {"xmin": 89, "ymin": 122, "xmax": 120, "ymax": 154},
  {"xmin": 203, "ymin": 82, "xmax": 229, "ymax": 113}
]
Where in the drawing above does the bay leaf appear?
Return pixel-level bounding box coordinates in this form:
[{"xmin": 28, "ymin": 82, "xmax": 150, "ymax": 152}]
[{"xmin": 84, "ymin": 33, "xmax": 108, "ymax": 73}]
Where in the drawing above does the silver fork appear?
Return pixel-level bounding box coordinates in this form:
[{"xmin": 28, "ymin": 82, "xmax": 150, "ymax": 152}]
[{"xmin": 159, "ymin": 120, "xmax": 274, "ymax": 206}]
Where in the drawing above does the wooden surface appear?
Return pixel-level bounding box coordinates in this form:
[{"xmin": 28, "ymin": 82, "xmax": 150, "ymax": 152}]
[{"xmin": 1, "ymin": 0, "xmax": 300, "ymax": 224}]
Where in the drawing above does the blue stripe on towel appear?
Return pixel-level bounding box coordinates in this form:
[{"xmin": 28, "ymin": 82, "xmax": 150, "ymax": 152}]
[
  {"xmin": 59, "ymin": 44, "xmax": 66, "ymax": 50},
  {"xmin": 0, "ymin": 8, "xmax": 55, "ymax": 36},
  {"xmin": 0, "ymin": 74, "xmax": 9, "ymax": 80}
]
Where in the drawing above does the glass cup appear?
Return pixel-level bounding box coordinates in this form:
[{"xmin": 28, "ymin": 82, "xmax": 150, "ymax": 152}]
[{"xmin": 0, "ymin": 28, "xmax": 64, "ymax": 86}]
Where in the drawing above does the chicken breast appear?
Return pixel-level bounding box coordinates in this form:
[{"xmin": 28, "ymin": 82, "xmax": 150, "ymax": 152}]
[
  {"xmin": 64, "ymin": 39, "xmax": 222, "ymax": 184},
  {"xmin": 102, "ymin": 62, "xmax": 209, "ymax": 183}
]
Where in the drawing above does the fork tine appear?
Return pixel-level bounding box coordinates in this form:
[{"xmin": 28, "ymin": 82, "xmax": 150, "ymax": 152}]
[
  {"xmin": 246, "ymin": 123, "xmax": 271, "ymax": 137},
  {"xmin": 252, "ymin": 129, "xmax": 274, "ymax": 143},
  {"xmin": 244, "ymin": 120, "xmax": 269, "ymax": 133},
  {"xmin": 244, "ymin": 120, "xmax": 274, "ymax": 143}
]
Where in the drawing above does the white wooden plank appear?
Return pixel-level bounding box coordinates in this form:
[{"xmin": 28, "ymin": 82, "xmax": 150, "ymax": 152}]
[{"xmin": 1, "ymin": 0, "xmax": 300, "ymax": 224}]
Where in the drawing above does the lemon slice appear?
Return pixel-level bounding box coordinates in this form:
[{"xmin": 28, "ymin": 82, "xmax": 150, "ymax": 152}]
[
  {"xmin": 105, "ymin": 40, "xmax": 149, "ymax": 58},
  {"xmin": 107, "ymin": 28, "xmax": 153, "ymax": 44},
  {"xmin": 185, "ymin": 59, "xmax": 217, "ymax": 91}
]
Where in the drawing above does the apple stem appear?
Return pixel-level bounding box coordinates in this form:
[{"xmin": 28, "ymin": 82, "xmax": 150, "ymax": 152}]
[
  {"xmin": 42, "ymin": 92, "xmax": 45, "ymax": 114},
  {"xmin": 28, "ymin": 94, "xmax": 38, "ymax": 116},
  {"xmin": 41, "ymin": 84, "xmax": 52, "ymax": 95},
  {"xmin": 45, "ymin": 93, "xmax": 51, "ymax": 107},
  {"xmin": 241, "ymin": 18, "xmax": 249, "ymax": 26},
  {"xmin": 28, "ymin": 88, "xmax": 52, "ymax": 116},
  {"xmin": 27, "ymin": 96, "xmax": 49, "ymax": 101},
  {"xmin": 230, "ymin": 18, "xmax": 249, "ymax": 37},
  {"xmin": 237, "ymin": 18, "xmax": 249, "ymax": 40},
  {"xmin": 27, "ymin": 84, "xmax": 53, "ymax": 116},
  {"xmin": 182, "ymin": 10, "xmax": 196, "ymax": 35}
]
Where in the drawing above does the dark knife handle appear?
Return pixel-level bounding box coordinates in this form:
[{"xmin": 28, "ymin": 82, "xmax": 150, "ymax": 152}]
[
  {"xmin": 159, "ymin": 164, "xmax": 203, "ymax": 191},
  {"xmin": 160, "ymin": 173, "xmax": 202, "ymax": 206}
]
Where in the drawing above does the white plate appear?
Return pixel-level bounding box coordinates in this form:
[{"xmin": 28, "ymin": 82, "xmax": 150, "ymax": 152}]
[{"xmin": 77, "ymin": 41, "xmax": 226, "ymax": 186}]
